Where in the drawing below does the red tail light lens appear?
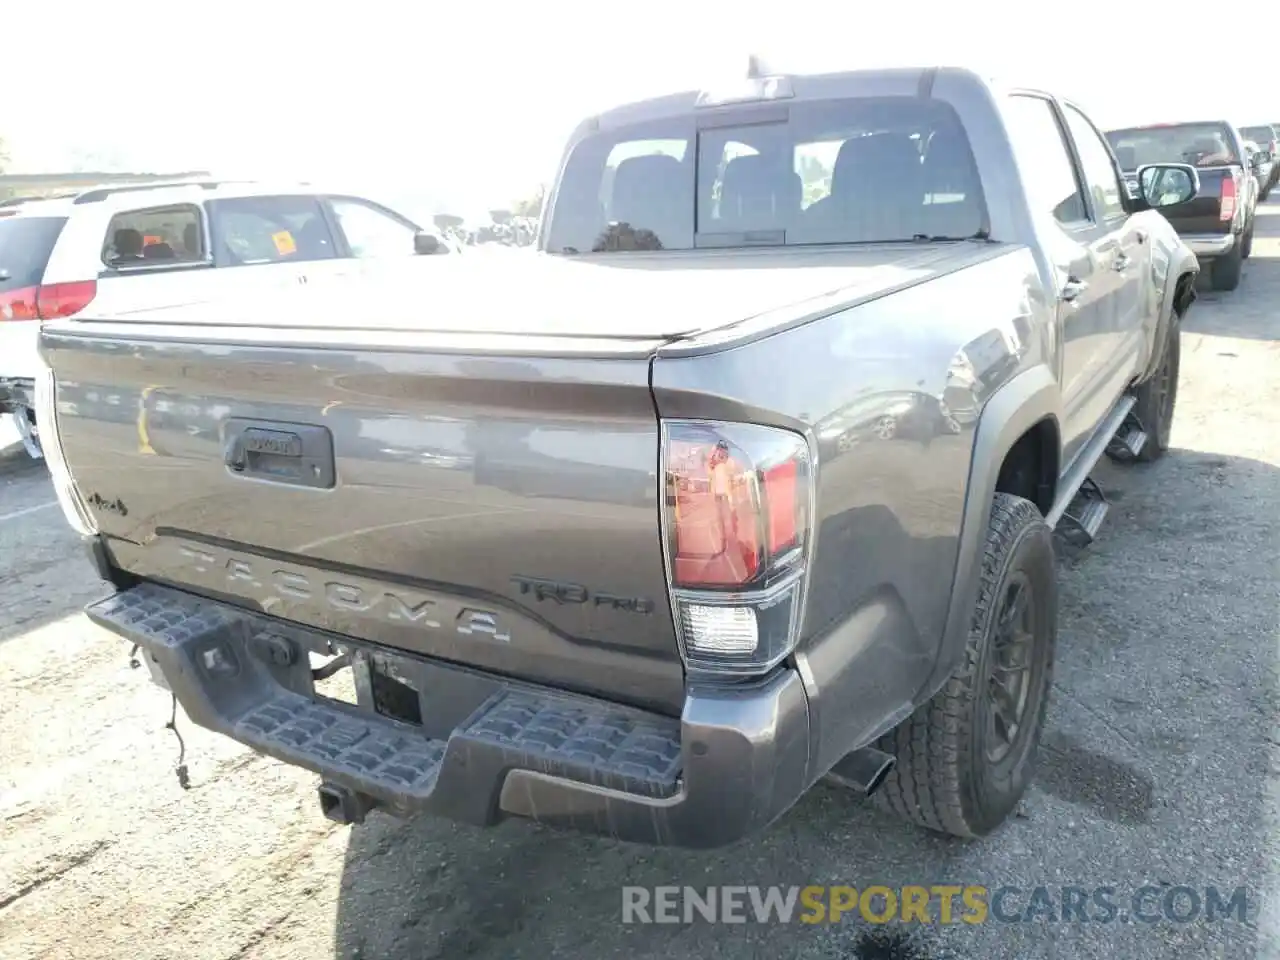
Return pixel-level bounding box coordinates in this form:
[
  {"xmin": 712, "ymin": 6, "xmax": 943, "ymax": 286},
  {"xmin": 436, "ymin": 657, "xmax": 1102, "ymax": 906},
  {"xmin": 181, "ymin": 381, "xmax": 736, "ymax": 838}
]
[
  {"xmin": 662, "ymin": 420, "xmax": 813, "ymax": 676},
  {"xmin": 665, "ymin": 424, "xmax": 809, "ymax": 588},
  {"xmin": 763, "ymin": 459, "xmax": 799, "ymax": 556},
  {"xmin": 1220, "ymin": 175, "xmax": 1237, "ymax": 222},
  {"xmin": 0, "ymin": 286, "xmax": 40, "ymax": 321},
  {"xmin": 668, "ymin": 439, "xmax": 761, "ymax": 587},
  {"xmin": 37, "ymin": 280, "xmax": 96, "ymax": 319},
  {"xmin": 0, "ymin": 280, "xmax": 95, "ymax": 322}
]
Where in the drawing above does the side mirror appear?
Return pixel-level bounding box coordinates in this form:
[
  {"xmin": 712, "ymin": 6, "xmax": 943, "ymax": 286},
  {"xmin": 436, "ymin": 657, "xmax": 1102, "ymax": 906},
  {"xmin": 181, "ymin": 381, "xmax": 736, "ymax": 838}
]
[
  {"xmin": 413, "ymin": 232, "xmax": 441, "ymax": 255},
  {"xmin": 1136, "ymin": 163, "xmax": 1199, "ymax": 209}
]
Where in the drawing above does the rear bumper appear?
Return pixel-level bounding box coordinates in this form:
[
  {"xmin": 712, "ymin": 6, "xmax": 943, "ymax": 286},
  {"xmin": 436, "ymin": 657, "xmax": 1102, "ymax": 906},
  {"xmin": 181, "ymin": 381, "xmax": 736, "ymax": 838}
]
[
  {"xmin": 0, "ymin": 319, "xmax": 42, "ymax": 383},
  {"xmin": 1182, "ymin": 233, "xmax": 1236, "ymax": 257},
  {"xmin": 1, "ymin": 377, "xmax": 41, "ymax": 459},
  {"xmin": 87, "ymin": 581, "xmax": 813, "ymax": 848}
]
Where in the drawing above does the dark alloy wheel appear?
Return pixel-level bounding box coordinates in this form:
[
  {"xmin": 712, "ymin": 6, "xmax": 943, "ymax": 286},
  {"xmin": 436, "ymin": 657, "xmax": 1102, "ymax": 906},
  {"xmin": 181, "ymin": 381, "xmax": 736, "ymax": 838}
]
[
  {"xmin": 872, "ymin": 494, "xmax": 1057, "ymax": 838},
  {"xmin": 1116, "ymin": 327, "xmax": 1181, "ymax": 463},
  {"xmin": 982, "ymin": 572, "xmax": 1037, "ymax": 767}
]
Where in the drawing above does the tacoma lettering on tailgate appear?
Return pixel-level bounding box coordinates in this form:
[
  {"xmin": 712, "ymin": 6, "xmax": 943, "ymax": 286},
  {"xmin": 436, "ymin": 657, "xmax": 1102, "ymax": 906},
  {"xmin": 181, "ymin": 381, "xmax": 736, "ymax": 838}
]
[{"xmin": 173, "ymin": 544, "xmax": 509, "ymax": 639}]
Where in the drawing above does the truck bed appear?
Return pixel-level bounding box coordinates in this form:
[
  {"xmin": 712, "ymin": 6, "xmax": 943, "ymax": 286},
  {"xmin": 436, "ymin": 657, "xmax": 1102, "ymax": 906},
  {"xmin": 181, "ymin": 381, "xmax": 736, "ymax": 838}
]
[{"xmin": 94, "ymin": 243, "xmax": 1001, "ymax": 343}]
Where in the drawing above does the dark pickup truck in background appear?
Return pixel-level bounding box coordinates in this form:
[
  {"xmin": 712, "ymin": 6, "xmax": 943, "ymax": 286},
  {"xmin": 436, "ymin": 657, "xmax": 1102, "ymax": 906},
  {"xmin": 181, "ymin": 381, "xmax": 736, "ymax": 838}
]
[
  {"xmin": 39, "ymin": 64, "xmax": 1200, "ymax": 849},
  {"xmin": 1106, "ymin": 121, "xmax": 1256, "ymax": 291},
  {"xmin": 1239, "ymin": 123, "xmax": 1280, "ymax": 197}
]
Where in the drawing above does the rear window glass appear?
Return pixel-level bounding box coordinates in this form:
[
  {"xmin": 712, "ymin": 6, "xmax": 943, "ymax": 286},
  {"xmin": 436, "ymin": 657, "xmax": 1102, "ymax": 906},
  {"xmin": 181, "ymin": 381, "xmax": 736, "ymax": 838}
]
[
  {"xmin": 103, "ymin": 204, "xmax": 205, "ymax": 267},
  {"xmin": 545, "ymin": 97, "xmax": 986, "ymax": 254},
  {"xmin": 1105, "ymin": 124, "xmax": 1240, "ymax": 169},
  {"xmin": 209, "ymin": 196, "xmax": 337, "ymax": 265},
  {"xmin": 1240, "ymin": 125, "xmax": 1275, "ymax": 145},
  {"xmin": 0, "ymin": 216, "xmax": 67, "ymax": 291}
]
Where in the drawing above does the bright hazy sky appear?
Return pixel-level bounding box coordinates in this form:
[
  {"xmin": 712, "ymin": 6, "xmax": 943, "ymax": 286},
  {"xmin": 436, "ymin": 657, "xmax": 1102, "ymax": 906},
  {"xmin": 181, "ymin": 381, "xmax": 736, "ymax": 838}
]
[{"xmin": 5, "ymin": 2, "xmax": 1278, "ymax": 213}]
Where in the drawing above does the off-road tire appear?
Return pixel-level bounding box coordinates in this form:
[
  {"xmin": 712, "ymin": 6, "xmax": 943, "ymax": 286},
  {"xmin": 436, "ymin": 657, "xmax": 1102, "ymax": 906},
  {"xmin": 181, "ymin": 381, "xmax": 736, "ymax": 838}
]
[
  {"xmin": 1123, "ymin": 322, "xmax": 1181, "ymax": 463},
  {"xmin": 871, "ymin": 494, "xmax": 1057, "ymax": 838},
  {"xmin": 1211, "ymin": 244, "xmax": 1243, "ymax": 291}
]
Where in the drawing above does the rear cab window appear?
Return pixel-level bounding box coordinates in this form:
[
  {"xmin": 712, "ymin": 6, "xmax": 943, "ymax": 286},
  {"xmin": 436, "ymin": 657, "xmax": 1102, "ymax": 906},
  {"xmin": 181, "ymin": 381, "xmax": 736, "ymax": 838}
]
[
  {"xmin": 1240, "ymin": 126, "xmax": 1275, "ymax": 149},
  {"xmin": 1105, "ymin": 123, "xmax": 1241, "ymax": 170},
  {"xmin": 544, "ymin": 96, "xmax": 987, "ymax": 254},
  {"xmin": 102, "ymin": 204, "xmax": 206, "ymax": 269},
  {"xmin": 208, "ymin": 195, "xmax": 338, "ymax": 265}
]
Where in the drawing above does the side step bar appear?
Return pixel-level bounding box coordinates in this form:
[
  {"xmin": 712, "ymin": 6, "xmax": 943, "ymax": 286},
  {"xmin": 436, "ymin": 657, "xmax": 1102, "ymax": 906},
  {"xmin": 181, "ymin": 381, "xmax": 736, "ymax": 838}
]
[
  {"xmin": 1045, "ymin": 395, "xmax": 1142, "ymax": 547},
  {"xmin": 1059, "ymin": 477, "xmax": 1109, "ymax": 546},
  {"xmin": 1105, "ymin": 411, "xmax": 1149, "ymax": 462}
]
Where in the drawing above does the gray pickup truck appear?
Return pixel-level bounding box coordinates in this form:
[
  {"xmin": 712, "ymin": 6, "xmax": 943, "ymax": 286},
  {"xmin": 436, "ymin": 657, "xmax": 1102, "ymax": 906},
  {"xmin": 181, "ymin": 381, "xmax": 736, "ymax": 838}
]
[{"xmin": 38, "ymin": 64, "xmax": 1200, "ymax": 848}]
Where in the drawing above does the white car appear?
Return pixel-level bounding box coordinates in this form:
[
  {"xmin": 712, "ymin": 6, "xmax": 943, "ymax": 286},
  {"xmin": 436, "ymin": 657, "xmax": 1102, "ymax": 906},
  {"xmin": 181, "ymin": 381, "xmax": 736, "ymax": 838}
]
[{"xmin": 0, "ymin": 179, "xmax": 452, "ymax": 458}]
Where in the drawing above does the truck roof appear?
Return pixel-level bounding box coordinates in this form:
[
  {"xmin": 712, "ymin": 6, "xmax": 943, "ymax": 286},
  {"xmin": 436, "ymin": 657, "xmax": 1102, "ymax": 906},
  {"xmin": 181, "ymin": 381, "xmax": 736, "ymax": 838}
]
[
  {"xmin": 583, "ymin": 65, "xmax": 996, "ymax": 132},
  {"xmin": 1107, "ymin": 120, "xmax": 1237, "ymax": 133}
]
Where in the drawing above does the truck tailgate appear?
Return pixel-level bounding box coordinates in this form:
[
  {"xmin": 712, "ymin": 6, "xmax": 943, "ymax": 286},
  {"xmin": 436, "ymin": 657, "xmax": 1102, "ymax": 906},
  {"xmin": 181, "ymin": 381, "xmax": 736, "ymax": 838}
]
[
  {"xmin": 1159, "ymin": 166, "xmax": 1238, "ymax": 235},
  {"xmin": 44, "ymin": 330, "xmax": 684, "ymax": 714}
]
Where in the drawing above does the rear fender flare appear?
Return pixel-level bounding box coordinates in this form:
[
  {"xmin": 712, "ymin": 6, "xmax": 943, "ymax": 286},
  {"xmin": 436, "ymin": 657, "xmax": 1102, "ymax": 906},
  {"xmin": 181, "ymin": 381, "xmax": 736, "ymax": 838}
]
[{"xmin": 917, "ymin": 363, "xmax": 1062, "ymax": 700}]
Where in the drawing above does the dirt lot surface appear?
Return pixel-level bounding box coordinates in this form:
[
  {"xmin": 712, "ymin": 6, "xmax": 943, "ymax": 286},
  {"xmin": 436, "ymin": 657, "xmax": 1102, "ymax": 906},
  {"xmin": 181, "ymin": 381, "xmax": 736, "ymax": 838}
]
[{"xmin": 1, "ymin": 212, "xmax": 1278, "ymax": 960}]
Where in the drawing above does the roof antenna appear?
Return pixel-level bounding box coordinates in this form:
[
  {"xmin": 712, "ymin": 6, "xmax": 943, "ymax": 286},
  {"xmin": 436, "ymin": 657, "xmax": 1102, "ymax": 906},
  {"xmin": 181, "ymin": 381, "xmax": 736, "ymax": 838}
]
[{"xmin": 746, "ymin": 54, "xmax": 773, "ymax": 79}]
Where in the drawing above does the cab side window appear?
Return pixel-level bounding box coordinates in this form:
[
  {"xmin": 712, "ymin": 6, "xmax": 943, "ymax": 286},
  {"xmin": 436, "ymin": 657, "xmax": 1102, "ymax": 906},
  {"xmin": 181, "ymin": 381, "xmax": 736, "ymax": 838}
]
[
  {"xmin": 101, "ymin": 204, "xmax": 205, "ymax": 268},
  {"xmin": 327, "ymin": 197, "xmax": 420, "ymax": 258},
  {"xmin": 209, "ymin": 196, "xmax": 337, "ymax": 265},
  {"xmin": 1004, "ymin": 95, "xmax": 1088, "ymax": 227},
  {"xmin": 1062, "ymin": 105, "xmax": 1127, "ymax": 221}
]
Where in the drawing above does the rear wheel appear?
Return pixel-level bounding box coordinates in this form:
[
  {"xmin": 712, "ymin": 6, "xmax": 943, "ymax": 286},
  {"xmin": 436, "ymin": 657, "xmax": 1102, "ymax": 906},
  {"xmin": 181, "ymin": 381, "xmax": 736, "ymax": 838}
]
[
  {"xmin": 872, "ymin": 494, "xmax": 1057, "ymax": 837},
  {"xmin": 1126, "ymin": 323, "xmax": 1181, "ymax": 462},
  {"xmin": 873, "ymin": 415, "xmax": 897, "ymax": 440},
  {"xmin": 1211, "ymin": 245, "xmax": 1243, "ymax": 291},
  {"xmin": 13, "ymin": 408, "xmax": 42, "ymax": 460}
]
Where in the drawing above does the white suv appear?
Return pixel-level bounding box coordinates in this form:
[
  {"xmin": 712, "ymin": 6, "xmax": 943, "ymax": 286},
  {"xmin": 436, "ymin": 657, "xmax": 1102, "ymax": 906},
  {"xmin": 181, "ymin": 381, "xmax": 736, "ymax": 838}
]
[{"xmin": 0, "ymin": 179, "xmax": 453, "ymax": 458}]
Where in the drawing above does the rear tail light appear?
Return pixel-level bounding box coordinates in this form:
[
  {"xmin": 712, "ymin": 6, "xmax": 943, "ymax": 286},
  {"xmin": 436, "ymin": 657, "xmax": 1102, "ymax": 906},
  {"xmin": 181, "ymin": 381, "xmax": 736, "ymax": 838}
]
[
  {"xmin": 0, "ymin": 280, "xmax": 96, "ymax": 322},
  {"xmin": 1220, "ymin": 175, "xmax": 1237, "ymax": 222},
  {"xmin": 35, "ymin": 365, "xmax": 97, "ymax": 537},
  {"xmin": 661, "ymin": 420, "xmax": 813, "ymax": 676},
  {"xmin": 0, "ymin": 286, "xmax": 39, "ymax": 321},
  {"xmin": 38, "ymin": 280, "xmax": 96, "ymax": 319}
]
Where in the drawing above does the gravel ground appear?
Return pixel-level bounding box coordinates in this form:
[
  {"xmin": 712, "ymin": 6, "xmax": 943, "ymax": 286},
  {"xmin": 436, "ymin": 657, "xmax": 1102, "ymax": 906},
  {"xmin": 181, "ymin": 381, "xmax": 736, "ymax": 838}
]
[{"xmin": 1, "ymin": 213, "xmax": 1278, "ymax": 960}]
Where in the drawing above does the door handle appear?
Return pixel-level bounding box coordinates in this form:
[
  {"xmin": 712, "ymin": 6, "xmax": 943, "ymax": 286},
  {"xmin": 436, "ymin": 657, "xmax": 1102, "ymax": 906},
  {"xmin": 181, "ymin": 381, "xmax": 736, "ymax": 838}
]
[{"xmin": 1061, "ymin": 277, "xmax": 1088, "ymax": 302}]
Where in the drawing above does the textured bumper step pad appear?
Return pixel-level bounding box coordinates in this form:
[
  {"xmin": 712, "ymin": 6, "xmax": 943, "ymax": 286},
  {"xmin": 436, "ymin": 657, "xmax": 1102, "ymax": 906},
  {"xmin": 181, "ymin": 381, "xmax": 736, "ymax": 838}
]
[
  {"xmin": 88, "ymin": 583, "xmax": 683, "ymax": 802},
  {"xmin": 238, "ymin": 694, "xmax": 448, "ymax": 796},
  {"xmin": 462, "ymin": 692, "xmax": 683, "ymax": 796}
]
